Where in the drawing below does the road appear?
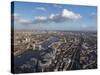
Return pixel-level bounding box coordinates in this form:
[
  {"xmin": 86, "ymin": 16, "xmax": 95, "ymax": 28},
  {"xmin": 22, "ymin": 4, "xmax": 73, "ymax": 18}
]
[{"xmin": 68, "ymin": 33, "xmax": 84, "ymax": 70}]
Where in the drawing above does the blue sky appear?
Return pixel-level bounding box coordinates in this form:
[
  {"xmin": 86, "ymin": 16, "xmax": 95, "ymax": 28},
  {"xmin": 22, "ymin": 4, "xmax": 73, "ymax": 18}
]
[{"xmin": 12, "ymin": 1, "xmax": 97, "ymax": 31}]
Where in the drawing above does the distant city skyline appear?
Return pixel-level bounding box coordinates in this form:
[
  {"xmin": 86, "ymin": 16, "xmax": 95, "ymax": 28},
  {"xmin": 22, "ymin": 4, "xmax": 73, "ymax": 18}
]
[{"xmin": 12, "ymin": 1, "xmax": 97, "ymax": 31}]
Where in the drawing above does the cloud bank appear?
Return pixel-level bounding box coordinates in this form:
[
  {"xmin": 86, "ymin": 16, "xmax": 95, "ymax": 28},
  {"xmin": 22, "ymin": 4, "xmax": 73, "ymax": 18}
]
[
  {"xmin": 34, "ymin": 7, "xmax": 47, "ymax": 11},
  {"xmin": 33, "ymin": 9, "xmax": 81, "ymax": 24},
  {"xmin": 13, "ymin": 9, "xmax": 81, "ymax": 25}
]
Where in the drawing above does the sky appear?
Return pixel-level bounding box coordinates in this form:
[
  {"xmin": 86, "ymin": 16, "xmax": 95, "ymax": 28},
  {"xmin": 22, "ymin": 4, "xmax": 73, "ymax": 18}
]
[{"xmin": 11, "ymin": 1, "xmax": 97, "ymax": 31}]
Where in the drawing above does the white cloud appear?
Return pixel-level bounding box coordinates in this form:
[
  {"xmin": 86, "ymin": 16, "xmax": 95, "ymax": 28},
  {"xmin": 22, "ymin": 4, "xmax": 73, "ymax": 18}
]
[
  {"xmin": 33, "ymin": 9, "xmax": 81, "ymax": 24},
  {"xmin": 18, "ymin": 19, "xmax": 33, "ymax": 25},
  {"xmin": 62, "ymin": 9, "xmax": 81, "ymax": 20},
  {"xmin": 12, "ymin": 13, "xmax": 33, "ymax": 25},
  {"xmin": 49, "ymin": 14, "xmax": 55, "ymax": 19},
  {"xmin": 35, "ymin": 7, "xmax": 47, "ymax": 11},
  {"xmin": 34, "ymin": 16, "xmax": 47, "ymax": 20}
]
